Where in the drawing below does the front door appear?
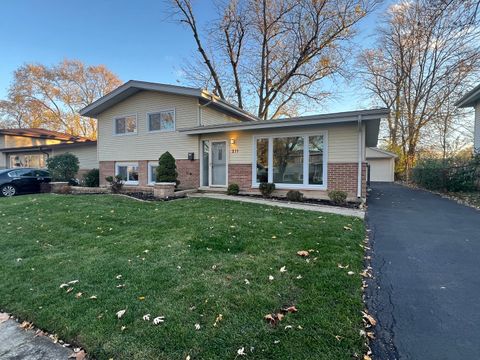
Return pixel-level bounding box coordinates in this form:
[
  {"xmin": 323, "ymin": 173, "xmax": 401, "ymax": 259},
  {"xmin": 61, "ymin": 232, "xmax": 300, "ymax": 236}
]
[{"xmin": 211, "ymin": 141, "xmax": 227, "ymax": 186}]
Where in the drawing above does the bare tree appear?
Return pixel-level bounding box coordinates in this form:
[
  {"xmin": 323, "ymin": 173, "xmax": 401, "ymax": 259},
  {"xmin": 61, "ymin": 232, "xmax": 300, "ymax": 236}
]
[
  {"xmin": 0, "ymin": 59, "xmax": 122, "ymax": 138},
  {"xmin": 169, "ymin": 0, "xmax": 380, "ymax": 119},
  {"xmin": 359, "ymin": 0, "xmax": 480, "ymax": 177}
]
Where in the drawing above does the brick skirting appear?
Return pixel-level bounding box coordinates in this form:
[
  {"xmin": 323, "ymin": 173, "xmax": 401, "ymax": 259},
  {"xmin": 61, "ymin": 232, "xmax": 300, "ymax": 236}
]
[
  {"xmin": 99, "ymin": 160, "xmax": 200, "ymax": 189},
  {"xmin": 327, "ymin": 162, "xmax": 366, "ymax": 198},
  {"xmin": 228, "ymin": 164, "xmax": 252, "ymax": 189}
]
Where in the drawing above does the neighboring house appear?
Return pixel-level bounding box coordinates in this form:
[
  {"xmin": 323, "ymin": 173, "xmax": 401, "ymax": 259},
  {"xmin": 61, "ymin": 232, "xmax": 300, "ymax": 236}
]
[
  {"xmin": 456, "ymin": 83, "xmax": 480, "ymax": 153},
  {"xmin": 366, "ymin": 147, "xmax": 397, "ymax": 182},
  {"xmin": 0, "ymin": 128, "xmax": 98, "ymax": 178},
  {"xmin": 80, "ymin": 80, "xmax": 389, "ymax": 200}
]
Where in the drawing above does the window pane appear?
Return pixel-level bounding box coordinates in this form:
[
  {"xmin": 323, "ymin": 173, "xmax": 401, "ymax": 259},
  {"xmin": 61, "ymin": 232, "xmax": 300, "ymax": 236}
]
[
  {"xmin": 125, "ymin": 116, "xmax": 136, "ymax": 133},
  {"xmin": 149, "ymin": 165, "xmax": 158, "ymax": 183},
  {"xmin": 256, "ymin": 138, "xmax": 268, "ymax": 183},
  {"xmin": 160, "ymin": 111, "xmax": 175, "ymax": 131},
  {"xmin": 309, "ymin": 135, "xmax": 323, "ymax": 185},
  {"xmin": 128, "ymin": 166, "xmax": 139, "ymax": 181},
  {"xmin": 273, "ymin": 137, "xmax": 304, "ymax": 184},
  {"xmin": 149, "ymin": 113, "xmax": 161, "ymax": 131},
  {"xmin": 117, "ymin": 166, "xmax": 128, "ymax": 181},
  {"xmin": 115, "ymin": 118, "xmax": 126, "ymax": 134}
]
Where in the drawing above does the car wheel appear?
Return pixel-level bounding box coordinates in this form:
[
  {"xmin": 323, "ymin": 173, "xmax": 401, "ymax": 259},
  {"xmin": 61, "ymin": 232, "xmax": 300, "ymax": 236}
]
[{"xmin": 0, "ymin": 184, "xmax": 17, "ymax": 197}]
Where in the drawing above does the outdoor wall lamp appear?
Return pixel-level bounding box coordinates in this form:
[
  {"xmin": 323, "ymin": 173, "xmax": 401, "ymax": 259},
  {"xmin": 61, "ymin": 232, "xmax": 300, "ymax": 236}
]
[{"xmin": 230, "ymin": 138, "xmax": 236, "ymax": 145}]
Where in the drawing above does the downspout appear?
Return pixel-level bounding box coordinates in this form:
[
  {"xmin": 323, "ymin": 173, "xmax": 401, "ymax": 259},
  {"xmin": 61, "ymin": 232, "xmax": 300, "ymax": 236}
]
[{"xmin": 357, "ymin": 115, "xmax": 363, "ymax": 198}]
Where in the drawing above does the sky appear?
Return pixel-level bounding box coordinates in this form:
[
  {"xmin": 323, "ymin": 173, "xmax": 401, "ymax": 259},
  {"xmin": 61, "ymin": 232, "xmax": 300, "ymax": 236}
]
[{"xmin": 0, "ymin": 0, "xmax": 394, "ymax": 115}]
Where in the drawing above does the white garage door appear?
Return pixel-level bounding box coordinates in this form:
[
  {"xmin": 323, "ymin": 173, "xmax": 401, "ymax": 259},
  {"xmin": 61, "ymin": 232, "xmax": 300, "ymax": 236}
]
[{"xmin": 369, "ymin": 158, "xmax": 394, "ymax": 182}]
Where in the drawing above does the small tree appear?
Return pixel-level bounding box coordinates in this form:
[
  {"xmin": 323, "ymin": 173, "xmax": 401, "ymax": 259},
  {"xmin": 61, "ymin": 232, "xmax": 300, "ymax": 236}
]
[
  {"xmin": 46, "ymin": 153, "xmax": 79, "ymax": 182},
  {"xmin": 156, "ymin": 151, "xmax": 179, "ymax": 185}
]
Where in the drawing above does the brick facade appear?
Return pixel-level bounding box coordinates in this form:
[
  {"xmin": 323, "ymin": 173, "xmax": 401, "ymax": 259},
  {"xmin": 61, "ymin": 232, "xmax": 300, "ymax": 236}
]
[
  {"xmin": 228, "ymin": 164, "xmax": 252, "ymax": 189},
  {"xmin": 99, "ymin": 159, "xmax": 199, "ymax": 189},
  {"xmin": 327, "ymin": 162, "xmax": 367, "ymax": 198}
]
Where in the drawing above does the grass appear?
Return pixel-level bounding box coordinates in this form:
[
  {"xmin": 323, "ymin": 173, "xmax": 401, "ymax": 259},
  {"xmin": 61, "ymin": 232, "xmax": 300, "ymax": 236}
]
[{"xmin": 0, "ymin": 194, "xmax": 366, "ymax": 359}]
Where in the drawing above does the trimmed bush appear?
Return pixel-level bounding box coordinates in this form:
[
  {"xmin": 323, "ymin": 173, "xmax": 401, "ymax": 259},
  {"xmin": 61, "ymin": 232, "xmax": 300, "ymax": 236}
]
[
  {"xmin": 105, "ymin": 175, "xmax": 123, "ymax": 194},
  {"xmin": 227, "ymin": 183, "xmax": 240, "ymax": 195},
  {"xmin": 259, "ymin": 182, "xmax": 275, "ymax": 198},
  {"xmin": 286, "ymin": 190, "xmax": 303, "ymax": 202},
  {"xmin": 46, "ymin": 153, "xmax": 79, "ymax": 182},
  {"xmin": 328, "ymin": 190, "xmax": 347, "ymax": 205},
  {"xmin": 156, "ymin": 151, "xmax": 179, "ymax": 185},
  {"xmin": 83, "ymin": 169, "xmax": 100, "ymax": 187}
]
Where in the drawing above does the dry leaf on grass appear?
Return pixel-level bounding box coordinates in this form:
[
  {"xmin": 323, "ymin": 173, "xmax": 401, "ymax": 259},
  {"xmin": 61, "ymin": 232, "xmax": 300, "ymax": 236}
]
[
  {"xmin": 116, "ymin": 309, "xmax": 126, "ymax": 319},
  {"xmin": 67, "ymin": 280, "xmax": 79, "ymax": 285},
  {"xmin": 213, "ymin": 314, "xmax": 223, "ymax": 327},
  {"xmin": 75, "ymin": 292, "xmax": 83, "ymax": 299},
  {"xmin": 19, "ymin": 321, "xmax": 33, "ymax": 330},
  {"xmin": 237, "ymin": 347, "xmax": 246, "ymax": 356},
  {"xmin": 364, "ymin": 356, "xmax": 372, "ymax": 360},
  {"xmin": 143, "ymin": 314, "xmax": 151, "ymax": 321},
  {"xmin": 89, "ymin": 295, "xmax": 97, "ymax": 300},
  {"xmin": 68, "ymin": 350, "xmax": 86, "ymax": 360},
  {"xmin": 284, "ymin": 306, "xmax": 298, "ymax": 313},
  {"xmin": 347, "ymin": 271, "xmax": 355, "ymax": 276},
  {"xmin": 195, "ymin": 323, "xmax": 201, "ymax": 330},
  {"xmin": 296, "ymin": 250, "xmax": 309, "ymax": 257},
  {"xmin": 343, "ymin": 226, "xmax": 353, "ymax": 231},
  {"xmin": 153, "ymin": 316, "xmax": 165, "ymax": 325},
  {"xmin": 66, "ymin": 287, "xmax": 74, "ymax": 293},
  {"xmin": 279, "ymin": 266, "xmax": 287, "ymax": 273},
  {"xmin": 337, "ymin": 264, "xmax": 349, "ymax": 269},
  {"xmin": 362, "ymin": 311, "xmax": 377, "ymax": 326}
]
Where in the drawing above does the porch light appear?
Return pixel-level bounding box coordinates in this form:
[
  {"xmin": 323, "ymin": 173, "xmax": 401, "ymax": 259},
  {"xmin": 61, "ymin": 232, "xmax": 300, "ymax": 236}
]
[{"xmin": 230, "ymin": 138, "xmax": 236, "ymax": 145}]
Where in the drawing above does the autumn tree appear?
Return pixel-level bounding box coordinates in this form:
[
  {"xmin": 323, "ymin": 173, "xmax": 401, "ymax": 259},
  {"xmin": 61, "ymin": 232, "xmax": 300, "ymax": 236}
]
[
  {"xmin": 359, "ymin": 0, "xmax": 480, "ymax": 177},
  {"xmin": 0, "ymin": 59, "xmax": 122, "ymax": 139},
  {"xmin": 169, "ymin": 0, "xmax": 380, "ymax": 119}
]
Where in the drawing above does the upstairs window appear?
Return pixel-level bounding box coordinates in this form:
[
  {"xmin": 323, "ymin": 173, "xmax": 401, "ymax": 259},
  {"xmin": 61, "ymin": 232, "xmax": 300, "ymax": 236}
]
[
  {"xmin": 115, "ymin": 115, "xmax": 137, "ymax": 135},
  {"xmin": 148, "ymin": 110, "xmax": 175, "ymax": 132}
]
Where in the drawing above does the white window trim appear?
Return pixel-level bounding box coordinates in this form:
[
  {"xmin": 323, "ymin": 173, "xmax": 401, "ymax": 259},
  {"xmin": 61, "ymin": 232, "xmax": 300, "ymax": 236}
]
[
  {"xmin": 146, "ymin": 109, "xmax": 176, "ymax": 133},
  {"xmin": 113, "ymin": 114, "xmax": 138, "ymax": 136},
  {"xmin": 252, "ymin": 131, "xmax": 328, "ymax": 190},
  {"xmin": 147, "ymin": 161, "xmax": 158, "ymax": 185},
  {"xmin": 115, "ymin": 162, "xmax": 139, "ymax": 185}
]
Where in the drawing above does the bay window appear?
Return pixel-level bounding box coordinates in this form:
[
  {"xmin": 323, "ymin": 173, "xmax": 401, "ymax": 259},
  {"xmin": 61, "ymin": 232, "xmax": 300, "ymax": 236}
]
[{"xmin": 253, "ymin": 132, "xmax": 327, "ymax": 189}]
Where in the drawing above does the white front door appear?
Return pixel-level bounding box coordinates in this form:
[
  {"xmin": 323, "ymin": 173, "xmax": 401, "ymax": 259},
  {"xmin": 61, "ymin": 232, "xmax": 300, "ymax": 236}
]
[{"xmin": 210, "ymin": 141, "xmax": 227, "ymax": 186}]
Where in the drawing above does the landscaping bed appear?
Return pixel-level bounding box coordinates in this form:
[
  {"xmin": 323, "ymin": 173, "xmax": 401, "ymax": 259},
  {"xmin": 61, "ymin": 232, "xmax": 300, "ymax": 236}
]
[{"xmin": 0, "ymin": 194, "xmax": 366, "ymax": 359}]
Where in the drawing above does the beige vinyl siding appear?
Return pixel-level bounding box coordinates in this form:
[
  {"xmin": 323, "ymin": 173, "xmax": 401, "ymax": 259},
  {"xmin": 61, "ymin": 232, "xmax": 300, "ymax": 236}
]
[
  {"xmin": 4, "ymin": 135, "xmax": 63, "ymax": 148},
  {"xmin": 200, "ymin": 123, "xmax": 359, "ymax": 164},
  {"xmin": 51, "ymin": 144, "xmax": 98, "ymax": 169},
  {"xmin": 97, "ymin": 91, "xmax": 200, "ymax": 161},
  {"xmin": 201, "ymin": 106, "xmax": 243, "ymax": 126}
]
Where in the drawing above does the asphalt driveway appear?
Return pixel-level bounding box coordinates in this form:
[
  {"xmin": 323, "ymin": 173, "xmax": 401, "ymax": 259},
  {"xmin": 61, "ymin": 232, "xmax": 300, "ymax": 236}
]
[{"xmin": 366, "ymin": 183, "xmax": 480, "ymax": 360}]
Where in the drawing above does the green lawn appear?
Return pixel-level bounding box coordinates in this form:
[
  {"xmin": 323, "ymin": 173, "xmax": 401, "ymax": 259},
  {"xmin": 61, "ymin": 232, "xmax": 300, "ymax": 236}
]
[{"xmin": 0, "ymin": 194, "xmax": 365, "ymax": 359}]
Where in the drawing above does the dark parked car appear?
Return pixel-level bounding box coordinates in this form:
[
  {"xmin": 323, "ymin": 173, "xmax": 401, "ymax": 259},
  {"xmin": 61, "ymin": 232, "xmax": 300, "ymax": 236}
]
[{"xmin": 0, "ymin": 168, "xmax": 51, "ymax": 197}]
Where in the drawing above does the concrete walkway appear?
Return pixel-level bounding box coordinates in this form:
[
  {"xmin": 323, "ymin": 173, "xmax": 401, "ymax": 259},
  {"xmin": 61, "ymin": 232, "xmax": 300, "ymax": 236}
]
[
  {"xmin": 0, "ymin": 314, "xmax": 74, "ymax": 360},
  {"xmin": 188, "ymin": 193, "xmax": 364, "ymax": 218}
]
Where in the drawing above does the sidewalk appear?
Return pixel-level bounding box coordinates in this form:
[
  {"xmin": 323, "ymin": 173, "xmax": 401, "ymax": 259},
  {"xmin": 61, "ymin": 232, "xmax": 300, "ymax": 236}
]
[
  {"xmin": 188, "ymin": 193, "xmax": 365, "ymax": 218},
  {"xmin": 0, "ymin": 313, "xmax": 74, "ymax": 360}
]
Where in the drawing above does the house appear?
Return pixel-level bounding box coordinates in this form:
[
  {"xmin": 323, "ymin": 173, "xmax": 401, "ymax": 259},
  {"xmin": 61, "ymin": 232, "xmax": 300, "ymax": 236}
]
[
  {"xmin": 366, "ymin": 147, "xmax": 397, "ymax": 182},
  {"xmin": 455, "ymin": 84, "xmax": 480, "ymax": 154},
  {"xmin": 0, "ymin": 128, "xmax": 98, "ymax": 177},
  {"xmin": 80, "ymin": 80, "xmax": 389, "ymax": 200}
]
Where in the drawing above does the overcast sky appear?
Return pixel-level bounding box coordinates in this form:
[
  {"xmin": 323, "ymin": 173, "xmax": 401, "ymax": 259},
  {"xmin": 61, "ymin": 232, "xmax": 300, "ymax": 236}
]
[{"xmin": 0, "ymin": 0, "xmax": 394, "ymax": 114}]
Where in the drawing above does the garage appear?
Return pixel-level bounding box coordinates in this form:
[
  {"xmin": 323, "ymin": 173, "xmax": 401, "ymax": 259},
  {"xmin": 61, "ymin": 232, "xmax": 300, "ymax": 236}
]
[{"xmin": 366, "ymin": 147, "xmax": 397, "ymax": 182}]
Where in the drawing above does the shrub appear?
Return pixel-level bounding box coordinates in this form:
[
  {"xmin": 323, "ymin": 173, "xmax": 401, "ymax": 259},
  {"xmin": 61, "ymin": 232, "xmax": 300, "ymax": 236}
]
[
  {"xmin": 286, "ymin": 190, "xmax": 303, "ymax": 202},
  {"xmin": 412, "ymin": 158, "xmax": 477, "ymax": 192},
  {"xmin": 259, "ymin": 182, "xmax": 275, "ymax": 198},
  {"xmin": 46, "ymin": 153, "xmax": 79, "ymax": 182},
  {"xmin": 328, "ymin": 190, "xmax": 347, "ymax": 205},
  {"xmin": 105, "ymin": 175, "xmax": 124, "ymax": 194},
  {"xmin": 156, "ymin": 151, "xmax": 179, "ymax": 186},
  {"xmin": 83, "ymin": 169, "xmax": 100, "ymax": 187},
  {"xmin": 227, "ymin": 183, "xmax": 240, "ymax": 195}
]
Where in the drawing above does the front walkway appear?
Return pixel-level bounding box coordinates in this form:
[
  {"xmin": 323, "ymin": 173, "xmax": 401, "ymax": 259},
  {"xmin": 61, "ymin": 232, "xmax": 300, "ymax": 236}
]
[
  {"xmin": 366, "ymin": 183, "xmax": 480, "ymax": 359},
  {"xmin": 188, "ymin": 192, "xmax": 365, "ymax": 218}
]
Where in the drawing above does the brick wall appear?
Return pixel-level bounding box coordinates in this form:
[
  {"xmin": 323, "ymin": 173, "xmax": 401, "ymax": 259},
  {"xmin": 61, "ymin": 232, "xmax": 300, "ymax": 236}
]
[
  {"xmin": 228, "ymin": 164, "xmax": 252, "ymax": 189},
  {"xmin": 327, "ymin": 162, "xmax": 366, "ymax": 198},
  {"xmin": 99, "ymin": 161, "xmax": 115, "ymax": 186},
  {"xmin": 138, "ymin": 160, "xmax": 148, "ymax": 186},
  {"xmin": 176, "ymin": 159, "xmax": 200, "ymax": 189}
]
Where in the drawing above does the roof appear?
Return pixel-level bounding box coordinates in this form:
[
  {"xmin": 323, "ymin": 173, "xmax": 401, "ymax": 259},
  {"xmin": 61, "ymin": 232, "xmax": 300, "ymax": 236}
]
[
  {"xmin": 366, "ymin": 147, "xmax": 398, "ymax": 159},
  {"xmin": 1, "ymin": 140, "xmax": 97, "ymax": 153},
  {"xmin": 0, "ymin": 128, "xmax": 91, "ymax": 142},
  {"xmin": 455, "ymin": 83, "xmax": 480, "ymax": 108},
  {"xmin": 180, "ymin": 108, "xmax": 389, "ymax": 147},
  {"xmin": 79, "ymin": 80, "xmax": 259, "ymax": 122}
]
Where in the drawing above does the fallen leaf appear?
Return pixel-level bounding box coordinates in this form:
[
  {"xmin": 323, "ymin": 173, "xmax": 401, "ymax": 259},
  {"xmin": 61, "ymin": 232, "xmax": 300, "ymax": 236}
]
[
  {"xmin": 121, "ymin": 326, "xmax": 127, "ymax": 331},
  {"xmin": 59, "ymin": 283, "xmax": 69, "ymax": 288},
  {"xmin": 285, "ymin": 325, "xmax": 293, "ymax": 330},
  {"xmin": 364, "ymin": 356, "xmax": 372, "ymax": 360},
  {"xmin": 115, "ymin": 275, "xmax": 122, "ymax": 279},
  {"xmin": 153, "ymin": 316, "xmax": 165, "ymax": 325},
  {"xmin": 271, "ymin": 235, "xmax": 277, "ymax": 239},
  {"xmin": 285, "ymin": 306, "xmax": 298, "ymax": 313},
  {"xmin": 19, "ymin": 321, "xmax": 33, "ymax": 330},
  {"xmin": 237, "ymin": 347, "xmax": 246, "ymax": 356},
  {"xmin": 68, "ymin": 280, "xmax": 79, "ymax": 285},
  {"xmin": 116, "ymin": 284, "xmax": 125, "ymax": 288},
  {"xmin": 268, "ymin": 275, "xmax": 274, "ymax": 281},
  {"xmin": 213, "ymin": 314, "xmax": 223, "ymax": 327},
  {"xmin": 296, "ymin": 250, "xmax": 309, "ymax": 257},
  {"xmin": 116, "ymin": 309, "xmax": 126, "ymax": 319},
  {"xmin": 68, "ymin": 350, "xmax": 86, "ymax": 360},
  {"xmin": 279, "ymin": 266, "xmax": 287, "ymax": 273},
  {"xmin": 362, "ymin": 311, "xmax": 377, "ymax": 326},
  {"xmin": 143, "ymin": 314, "xmax": 151, "ymax": 321},
  {"xmin": 66, "ymin": 287, "xmax": 74, "ymax": 293},
  {"xmin": 343, "ymin": 226, "xmax": 353, "ymax": 231},
  {"xmin": 89, "ymin": 295, "xmax": 97, "ymax": 300},
  {"xmin": 244, "ymin": 279, "xmax": 250, "ymax": 285},
  {"xmin": 337, "ymin": 263, "xmax": 349, "ymax": 269},
  {"xmin": 347, "ymin": 271, "xmax": 355, "ymax": 276},
  {"xmin": 335, "ymin": 335, "xmax": 343, "ymax": 341},
  {"xmin": 0, "ymin": 313, "xmax": 9, "ymax": 324},
  {"xmin": 264, "ymin": 314, "xmax": 275, "ymax": 324},
  {"xmin": 195, "ymin": 323, "xmax": 201, "ymax": 330},
  {"xmin": 296, "ymin": 275, "xmax": 303, "ymax": 279},
  {"xmin": 138, "ymin": 296, "xmax": 145, "ymax": 301},
  {"xmin": 276, "ymin": 313, "xmax": 284, "ymax": 321}
]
